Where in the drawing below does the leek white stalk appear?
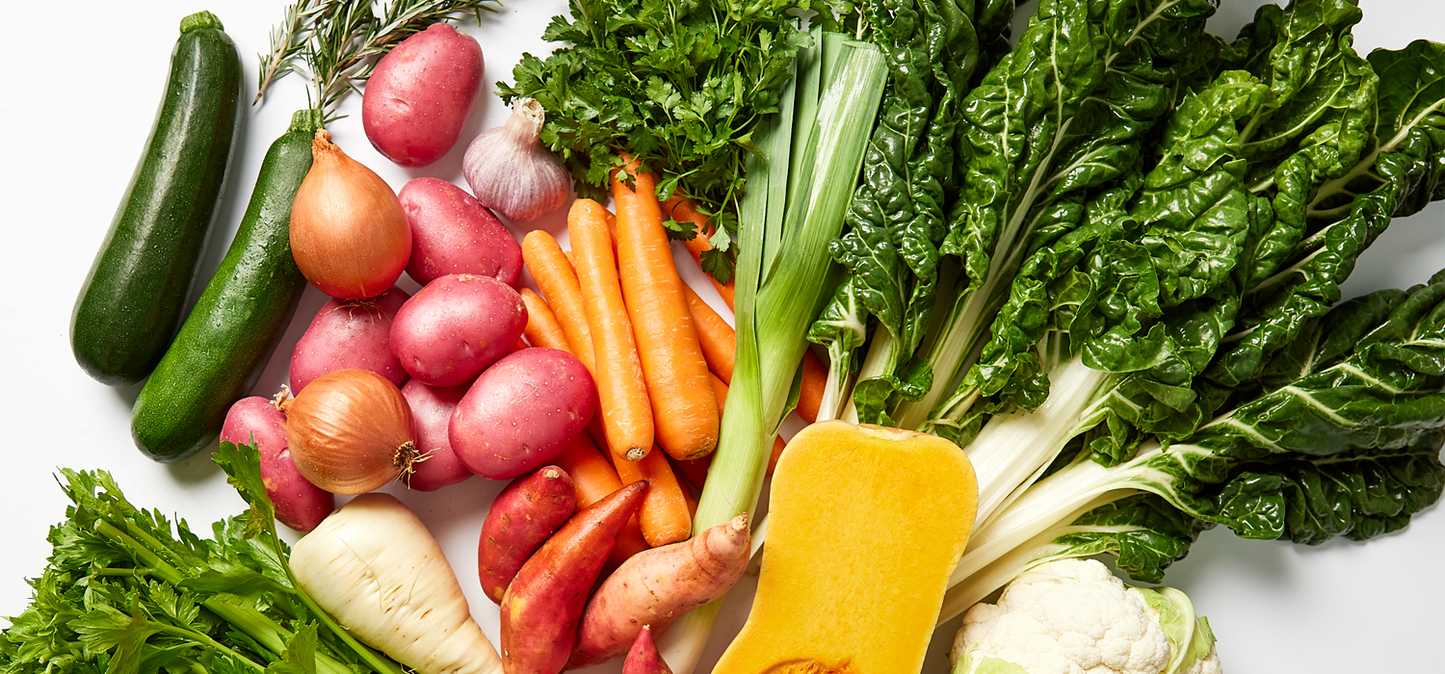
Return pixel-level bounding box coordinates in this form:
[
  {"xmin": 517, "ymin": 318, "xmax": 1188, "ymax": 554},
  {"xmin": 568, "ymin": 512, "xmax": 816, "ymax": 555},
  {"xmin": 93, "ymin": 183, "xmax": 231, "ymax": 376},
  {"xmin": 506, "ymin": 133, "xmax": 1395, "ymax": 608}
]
[{"xmin": 658, "ymin": 31, "xmax": 888, "ymax": 674}]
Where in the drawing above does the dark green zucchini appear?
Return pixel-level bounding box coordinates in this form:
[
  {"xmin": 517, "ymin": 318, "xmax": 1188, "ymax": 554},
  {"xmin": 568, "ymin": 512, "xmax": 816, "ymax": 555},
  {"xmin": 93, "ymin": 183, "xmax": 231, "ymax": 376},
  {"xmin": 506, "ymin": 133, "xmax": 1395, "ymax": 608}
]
[
  {"xmin": 132, "ymin": 110, "xmax": 323, "ymax": 463},
  {"xmin": 71, "ymin": 11, "xmax": 242, "ymax": 386}
]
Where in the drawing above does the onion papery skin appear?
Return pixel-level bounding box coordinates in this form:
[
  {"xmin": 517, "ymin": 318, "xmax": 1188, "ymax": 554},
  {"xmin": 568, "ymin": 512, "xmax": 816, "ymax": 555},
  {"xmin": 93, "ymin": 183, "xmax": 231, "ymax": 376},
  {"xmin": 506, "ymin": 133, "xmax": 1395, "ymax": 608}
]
[
  {"xmin": 284, "ymin": 368, "xmax": 418, "ymax": 494},
  {"xmin": 290, "ymin": 130, "xmax": 412, "ymax": 299}
]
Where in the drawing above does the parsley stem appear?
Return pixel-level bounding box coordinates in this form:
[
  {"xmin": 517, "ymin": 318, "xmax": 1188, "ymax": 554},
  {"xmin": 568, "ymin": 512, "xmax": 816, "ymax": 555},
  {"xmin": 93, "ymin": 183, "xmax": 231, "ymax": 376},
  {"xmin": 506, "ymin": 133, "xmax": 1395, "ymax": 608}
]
[
  {"xmin": 90, "ymin": 520, "xmax": 357, "ymax": 674},
  {"xmin": 153, "ymin": 622, "xmax": 268, "ymax": 672}
]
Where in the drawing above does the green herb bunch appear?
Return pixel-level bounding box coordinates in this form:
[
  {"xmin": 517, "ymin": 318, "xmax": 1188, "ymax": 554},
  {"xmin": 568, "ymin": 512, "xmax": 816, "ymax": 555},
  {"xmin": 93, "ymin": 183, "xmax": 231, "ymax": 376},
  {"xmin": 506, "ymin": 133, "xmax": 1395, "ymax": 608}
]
[
  {"xmin": 500, "ymin": 0, "xmax": 819, "ymax": 282},
  {"xmin": 0, "ymin": 444, "xmax": 408, "ymax": 674}
]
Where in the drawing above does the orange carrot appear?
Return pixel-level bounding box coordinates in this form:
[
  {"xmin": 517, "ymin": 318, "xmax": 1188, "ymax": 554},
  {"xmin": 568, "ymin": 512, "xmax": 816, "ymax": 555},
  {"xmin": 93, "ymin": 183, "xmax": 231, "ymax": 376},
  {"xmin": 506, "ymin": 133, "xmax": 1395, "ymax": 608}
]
[
  {"xmin": 795, "ymin": 347, "xmax": 828, "ymax": 424},
  {"xmin": 663, "ymin": 196, "xmax": 734, "ymax": 308},
  {"xmin": 611, "ymin": 444, "xmax": 692, "ymax": 547},
  {"xmin": 519, "ymin": 288, "xmax": 571, "ymax": 352},
  {"xmin": 682, "ymin": 284, "xmax": 736, "ymax": 384},
  {"xmin": 554, "ymin": 435, "xmax": 650, "ymax": 562},
  {"xmin": 522, "ymin": 230, "xmax": 597, "ymax": 374},
  {"xmin": 613, "ymin": 161, "xmax": 718, "ymax": 461},
  {"xmin": 664, "ymin": 211, "xmax": 826, "ymax": 422},
  {"xmin": 568, "ymin": 198, "xmax": 654, "ymax": 461}
]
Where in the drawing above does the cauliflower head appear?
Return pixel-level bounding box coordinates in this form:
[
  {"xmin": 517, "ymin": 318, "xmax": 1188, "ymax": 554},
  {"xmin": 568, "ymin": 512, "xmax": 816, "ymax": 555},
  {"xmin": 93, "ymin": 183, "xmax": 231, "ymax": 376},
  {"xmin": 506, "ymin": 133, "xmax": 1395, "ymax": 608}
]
[{"xmin": 950, "ymin": 559, "xmax": 1221, "ymax": 674}]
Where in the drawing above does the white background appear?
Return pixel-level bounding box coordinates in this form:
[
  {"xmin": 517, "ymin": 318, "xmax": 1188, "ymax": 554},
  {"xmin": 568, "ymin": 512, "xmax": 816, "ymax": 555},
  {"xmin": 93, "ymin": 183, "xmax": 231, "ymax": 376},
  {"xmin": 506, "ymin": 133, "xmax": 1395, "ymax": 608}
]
[{"xmin": 0, "ymin": 1, "xmax": 1441, "ymax": 673}]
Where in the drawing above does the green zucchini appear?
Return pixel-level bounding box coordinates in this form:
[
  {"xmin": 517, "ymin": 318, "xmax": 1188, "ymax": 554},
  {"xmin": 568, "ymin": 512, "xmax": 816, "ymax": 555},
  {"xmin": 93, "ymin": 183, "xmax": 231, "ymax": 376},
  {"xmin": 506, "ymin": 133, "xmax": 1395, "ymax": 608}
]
[
  {"xmin": 132, "ymin": 110, "xmax": 323, "ymax": 463},
  {"xmin": 71, "ymin": 11, "xmax": 242, "ymax": 386}
]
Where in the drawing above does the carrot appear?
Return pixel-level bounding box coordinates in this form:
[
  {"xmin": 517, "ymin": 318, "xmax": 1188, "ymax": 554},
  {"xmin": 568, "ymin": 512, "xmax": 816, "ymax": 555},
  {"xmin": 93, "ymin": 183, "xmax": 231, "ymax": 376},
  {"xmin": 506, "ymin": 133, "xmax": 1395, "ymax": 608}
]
[
  {"xmin": 690, "ymin": 372, "xmax": 788, "ymax": 485},
  {"xmin": 795, "ymin": 347, "xmax": 828, "ymax": 424},
  {"xmin": 610, "ymin": 444, "xmax": 692, "ymax": 548},
  {"xmin": 613, "ymin": 161, "xmax": 718, "ymax": 461},
  {"xmin": 522, "ymin": 230, "xmax": 597, "ymax": 374},
  {"xmin": 568, "ymin": 198, "xmax": 654, "ymax": 461},
  {"xmin": 663, "ymin": 195, "xmax": 734, "ymax": 308},
  {"xmin": 682, "ymin": 284, "xmax": 736, "ymax": 383},
  {"xmin": 519, "ymin": 288, "xmax": 570, "ymax": 352},
  {"xmin": 554, "ymin": 435, "xmax": 650, "ymax": 562},
  {"xmin": 668, "ymin": 228, "xmax": 826, "ymax": 423}
]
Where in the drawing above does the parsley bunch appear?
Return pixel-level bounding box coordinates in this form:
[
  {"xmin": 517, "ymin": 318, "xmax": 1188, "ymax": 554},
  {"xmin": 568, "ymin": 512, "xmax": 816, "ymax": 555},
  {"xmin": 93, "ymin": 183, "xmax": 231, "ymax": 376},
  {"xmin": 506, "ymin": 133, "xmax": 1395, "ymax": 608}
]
[
  {"xmin": 0, "ymin": 444, "xmax": 406, "ymax": 674},
  {"xmin": 499, "ymin": 0, "xmax": 814, "ymax": 282}
]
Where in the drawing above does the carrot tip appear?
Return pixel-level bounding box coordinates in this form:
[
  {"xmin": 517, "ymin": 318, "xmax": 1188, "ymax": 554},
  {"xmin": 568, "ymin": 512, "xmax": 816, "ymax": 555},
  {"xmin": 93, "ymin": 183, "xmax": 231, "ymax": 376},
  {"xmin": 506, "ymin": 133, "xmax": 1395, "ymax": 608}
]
[{"xmin": 625, "ymin": 447, "xmax": 647, "ymax": 462}]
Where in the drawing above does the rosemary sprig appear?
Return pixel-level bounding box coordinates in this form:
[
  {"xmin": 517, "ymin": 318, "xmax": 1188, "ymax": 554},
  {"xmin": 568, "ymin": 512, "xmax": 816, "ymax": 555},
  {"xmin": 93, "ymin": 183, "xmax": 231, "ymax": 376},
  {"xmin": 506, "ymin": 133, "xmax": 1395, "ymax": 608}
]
[{"xmin": 255, "ymin": 0, "xmax": 501, "ymax": 121}]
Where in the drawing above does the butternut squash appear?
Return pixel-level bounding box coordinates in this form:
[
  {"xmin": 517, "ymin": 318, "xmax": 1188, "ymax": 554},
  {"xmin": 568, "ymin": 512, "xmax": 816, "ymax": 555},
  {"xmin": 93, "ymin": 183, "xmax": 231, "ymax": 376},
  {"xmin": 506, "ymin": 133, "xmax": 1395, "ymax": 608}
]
[{"xmin": 711, "ymin": 421, "xmax": 978, "ymax": 674}]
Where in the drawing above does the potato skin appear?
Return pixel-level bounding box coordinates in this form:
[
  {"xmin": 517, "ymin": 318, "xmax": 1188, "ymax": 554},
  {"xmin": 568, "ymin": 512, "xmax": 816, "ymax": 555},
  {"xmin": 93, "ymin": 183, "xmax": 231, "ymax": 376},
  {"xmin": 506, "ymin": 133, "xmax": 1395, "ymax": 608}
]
[
  {"xmin": 290, "ymin": 286, "xmax": 410, "ymax": 393},
  {"xmin": 362, "ymin": 23, "xmax": 483, "ymax": 168},
  {"xmin": 400, "ymin": 379, "xmax": 474, "ymax": 491},
  {"xmin": 400, "ymin": 177, "xmax": 522, "ymax": 287},
  {"xmin": 450, "ymin": 348, "xmax": 597, "ymax": 480},
  {"xmin": 479, "ymin": 466, "xmax": 577, "ymax": 604},
  {"xmin": 390, "ymin": 273, "xmax": 526, "ymax": 387},
  {"xmin": 220, "ymin": 396, "xmax": 334, "ymax": 532}
]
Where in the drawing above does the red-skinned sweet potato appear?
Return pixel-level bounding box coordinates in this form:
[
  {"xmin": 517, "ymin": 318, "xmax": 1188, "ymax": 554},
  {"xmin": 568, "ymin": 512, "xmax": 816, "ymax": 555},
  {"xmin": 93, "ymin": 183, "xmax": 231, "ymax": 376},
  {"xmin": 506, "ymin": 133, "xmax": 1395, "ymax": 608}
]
[
  {"xmin": 362, "ymin": 23, "xmax": 483, "ymax": 168},
  {"xmin": 220, "ymin": 396, "xmax": 334, "ymax": 532},
  {"xmin": 290, "ymin": 287, "xmax": 410, "ymax": 393},
  {"xmin": 622, "ymin": 626, "xmax": 672, "ymax": 674},
  {"xmin": 390, "ymin": 273, "xmax": 526, "ymax": 387},
  {"xmin": 451, "ymin": 347, "xmax": 596, "ymax": 480},
  {"xmin": 400, "ymin": 177, "xmax": 522, "ymax": 287},
  {"xmin": 569, "ymin": 514, "xmax": 751, "ymax": 668},
  {"xmin": 400, "ymin": 378, "xmax": 474, "ymax": 491},
  {"xmin": 501, "ymin": 480, "xmax": 649, "ymax": 674},
  {"xmin": 479, "ymin": 466, "xmax": 577, "ymax": 604}
]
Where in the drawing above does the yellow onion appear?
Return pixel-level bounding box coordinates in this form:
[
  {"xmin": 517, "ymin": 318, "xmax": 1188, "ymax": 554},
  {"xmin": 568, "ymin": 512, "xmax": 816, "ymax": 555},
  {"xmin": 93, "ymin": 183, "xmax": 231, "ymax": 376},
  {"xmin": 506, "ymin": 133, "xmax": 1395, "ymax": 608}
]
[
  {"xmin": 281, "ymin": 368, "xmax": 418, "ymax": 494},
  {"xmin": 290, "ymin": 130, "xmax": 412, "ymax": 299}
]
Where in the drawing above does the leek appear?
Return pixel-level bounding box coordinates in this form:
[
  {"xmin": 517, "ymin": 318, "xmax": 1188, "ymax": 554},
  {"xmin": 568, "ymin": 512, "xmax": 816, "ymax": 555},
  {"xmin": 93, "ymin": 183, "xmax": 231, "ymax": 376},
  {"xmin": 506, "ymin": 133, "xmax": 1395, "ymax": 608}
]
[{"xmin": 656, "ymin": 32, "xmax": 887, "ymax": 674}]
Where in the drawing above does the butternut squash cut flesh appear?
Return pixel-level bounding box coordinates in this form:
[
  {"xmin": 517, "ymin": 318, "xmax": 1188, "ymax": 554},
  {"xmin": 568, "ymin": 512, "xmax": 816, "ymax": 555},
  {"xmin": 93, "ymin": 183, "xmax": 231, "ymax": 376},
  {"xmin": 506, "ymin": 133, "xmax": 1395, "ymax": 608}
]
[{"xmin": 712, "ymin": 421, "xmax": 978, "ymax": 674}]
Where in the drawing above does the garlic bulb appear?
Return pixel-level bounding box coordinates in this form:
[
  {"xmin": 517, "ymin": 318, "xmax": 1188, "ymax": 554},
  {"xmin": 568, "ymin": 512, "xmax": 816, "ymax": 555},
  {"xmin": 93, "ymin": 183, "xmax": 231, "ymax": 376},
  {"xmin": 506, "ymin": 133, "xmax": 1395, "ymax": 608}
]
[{"xmin": 462, "ymin": 98, "xmax": 571, "ymax": 222}]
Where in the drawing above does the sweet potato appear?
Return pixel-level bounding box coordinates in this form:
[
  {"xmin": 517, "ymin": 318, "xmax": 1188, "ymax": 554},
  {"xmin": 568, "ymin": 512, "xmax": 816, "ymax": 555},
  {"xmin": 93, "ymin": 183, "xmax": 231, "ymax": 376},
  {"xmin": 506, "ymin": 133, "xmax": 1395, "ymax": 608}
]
[
  {"xmin": 501, "ymin": 481, "xmax": 649, "ymax": 674},
  {"xmin": 219, "ymin": 396, "xmax": 333, "ymax": 532},
  {"xmin": 622, "ymin": 626, "xmax": 672, "ymax": 674},
  {"xmin": 479, "ymin": 466, "xmax": 577, "ymax": 604},
  {"xmin": 390, "ymin": 273, "xmax": 527, "ymax": 387},
  {"xmin": 290, "ymin": 287, "xmax": 410, "ymax": 393},
  {"xmin": 451, "ymin": 347, "xmax": 596, "ymax": 480},
  {"xmin": 400, "ymin": 177, "xmax": 522, "ymax": 287},
  {"xmin": 362, "ymin": 23, "xmax": 483, "ymax": 168},
  {"xmin": 400, "ymin": 379, "xmax": 474, "ymax": 491},
  {"xmin": 568, "ymin": 515, "xmax": 750, "ymax": 668}
]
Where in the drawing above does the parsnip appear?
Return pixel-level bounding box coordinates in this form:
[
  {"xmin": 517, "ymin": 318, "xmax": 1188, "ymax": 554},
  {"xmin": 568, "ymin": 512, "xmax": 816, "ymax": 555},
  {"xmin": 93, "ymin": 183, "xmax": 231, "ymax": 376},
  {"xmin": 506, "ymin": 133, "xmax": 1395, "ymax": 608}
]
[{"xmin": 290, "ymin": 493, "xmax": 504, "ymax": 674}]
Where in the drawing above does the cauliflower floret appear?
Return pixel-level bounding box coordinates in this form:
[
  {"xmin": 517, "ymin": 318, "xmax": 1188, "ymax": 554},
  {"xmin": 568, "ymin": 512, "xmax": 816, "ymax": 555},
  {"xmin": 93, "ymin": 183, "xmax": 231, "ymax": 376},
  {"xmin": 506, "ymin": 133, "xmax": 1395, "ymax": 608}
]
[{"xmin": 951, "ymin": 559, "xmax": 1218, "ymax": 674}]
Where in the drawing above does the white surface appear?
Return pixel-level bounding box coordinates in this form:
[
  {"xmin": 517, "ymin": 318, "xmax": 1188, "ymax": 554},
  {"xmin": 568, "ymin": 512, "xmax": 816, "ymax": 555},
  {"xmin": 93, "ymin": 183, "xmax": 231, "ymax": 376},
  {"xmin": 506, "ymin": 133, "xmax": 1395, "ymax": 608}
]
[{"xmin": 0, "ymin": 1, "xmax": 1440, "ymax": 673}]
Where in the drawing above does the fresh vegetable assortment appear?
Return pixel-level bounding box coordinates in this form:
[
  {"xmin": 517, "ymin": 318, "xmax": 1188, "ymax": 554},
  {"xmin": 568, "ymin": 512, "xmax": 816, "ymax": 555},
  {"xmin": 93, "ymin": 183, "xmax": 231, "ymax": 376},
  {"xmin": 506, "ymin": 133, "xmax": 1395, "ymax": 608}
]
[{"xmin": 7, "ymin": 1, "xmax": 1444, "ymax": 674}]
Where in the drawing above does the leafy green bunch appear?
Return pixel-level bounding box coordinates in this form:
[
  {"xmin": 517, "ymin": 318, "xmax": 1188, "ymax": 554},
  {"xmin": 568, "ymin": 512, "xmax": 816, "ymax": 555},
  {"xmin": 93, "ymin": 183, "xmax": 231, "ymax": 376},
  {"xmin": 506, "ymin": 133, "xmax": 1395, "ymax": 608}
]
[
  {"xmin": 0, "ymin": 444, "xmax": 408, "ymax": 674},
  {"xmin": 499, "ymin": 0, "xmax": 818, "ymax": 282}
]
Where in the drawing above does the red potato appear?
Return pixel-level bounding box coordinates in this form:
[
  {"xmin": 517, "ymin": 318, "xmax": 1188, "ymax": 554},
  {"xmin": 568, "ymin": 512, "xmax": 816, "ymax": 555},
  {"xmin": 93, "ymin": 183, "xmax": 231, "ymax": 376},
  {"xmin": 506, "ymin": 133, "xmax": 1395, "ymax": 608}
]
[
  {"xmin": 479, "ymin": 466, "xmax": 577, "ymax": 604},
  {"xmin": 622, "ymin": 626, "xmax": 672, "ymax": 674},
  {"xmin": 220, "ymin": 397, "xmax": 334, "ymax": 532},
  {"xmin": 400, "ymin": 378, "xmax": 474, "ymax": 491},
  {"xmin": 568, "ymin": 515, "xmax": 751, "ymax": 668},
  {"xmin": 450, "ymin": 348, "xmax": 596, "ymax": 480},
  {"xmin": 390, "ymin": 274, "xmax": 527, "ymax": 387},
  {"xmin": 290, "ymin": 287, "xmax": 410, "ymax": 393},
  {"xmin": 400, "ymin": 177, "xmax": 522, "ymax": 287},
  {"xmin": 501, "ymin": 481, "xmax": 649, "ymax": 674},
  {"xmin": 362, "ymin": 23, "xmax": 483, "ymax": 168}
]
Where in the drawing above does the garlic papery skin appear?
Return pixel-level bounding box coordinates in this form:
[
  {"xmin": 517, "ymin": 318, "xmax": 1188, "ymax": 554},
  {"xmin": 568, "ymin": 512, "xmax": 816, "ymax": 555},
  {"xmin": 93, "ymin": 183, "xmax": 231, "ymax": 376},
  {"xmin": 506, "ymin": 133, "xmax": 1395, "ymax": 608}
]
[{"xmin": 463, "ymin": 98, "xmax": 571, "ymax": 222}]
